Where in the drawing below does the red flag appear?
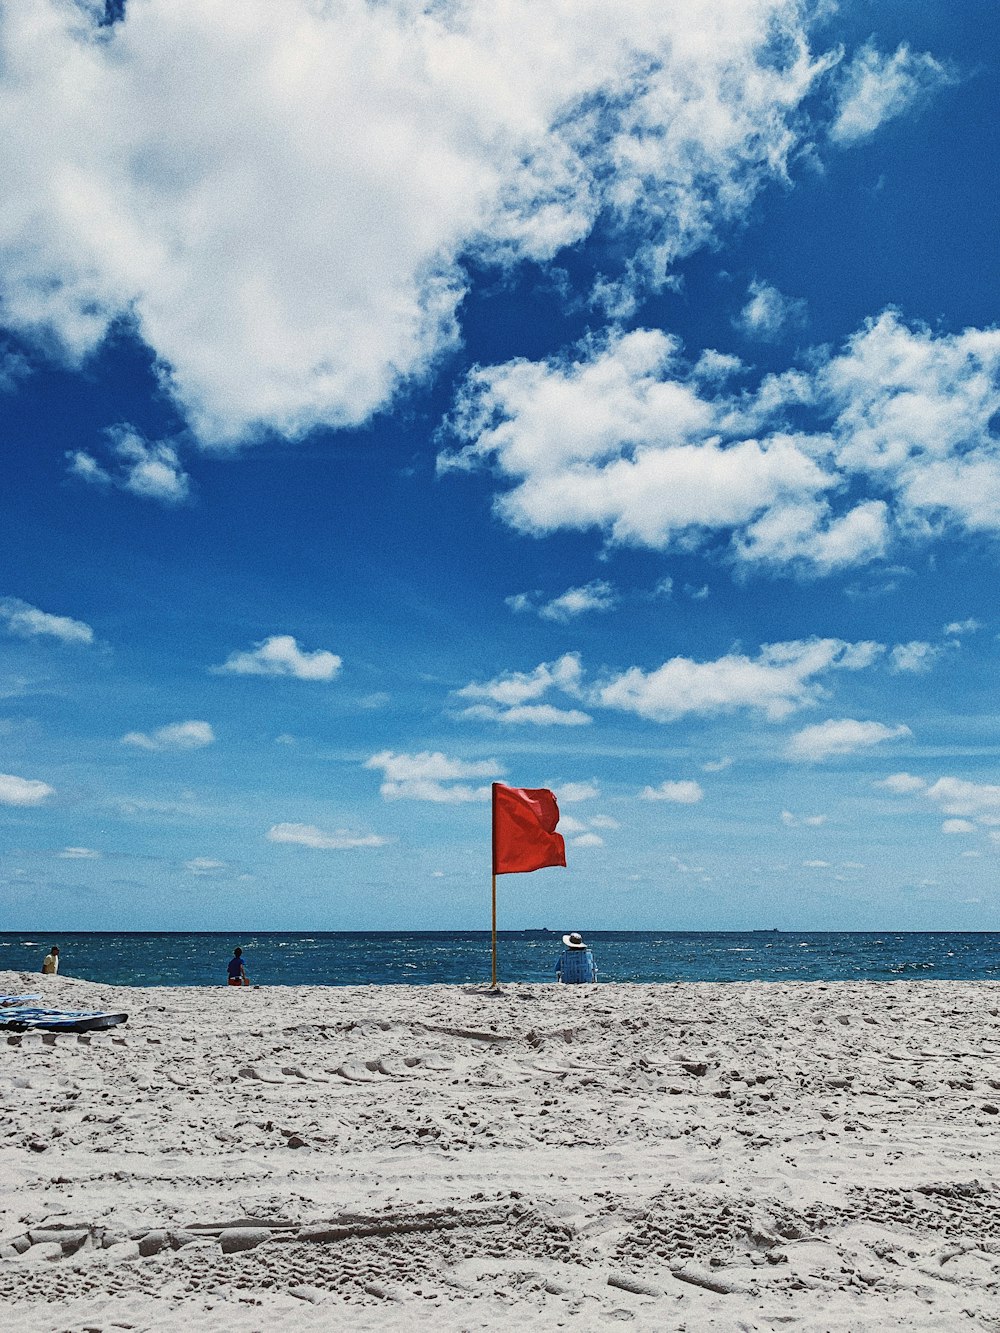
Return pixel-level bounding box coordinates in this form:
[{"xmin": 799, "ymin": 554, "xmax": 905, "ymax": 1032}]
[{"xmin": 492, "ymin": 782, "xmax": 566, "ymax": 875}]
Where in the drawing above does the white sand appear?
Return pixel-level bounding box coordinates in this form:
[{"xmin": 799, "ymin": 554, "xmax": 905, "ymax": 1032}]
[{"xmin": 1, "ymin": 972, "xmax": 999, "ymax": 1331}]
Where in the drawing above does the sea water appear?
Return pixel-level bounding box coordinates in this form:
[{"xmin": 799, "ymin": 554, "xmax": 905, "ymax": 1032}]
[{"xmin": 1, "ymin": 931, "xmax": 999, "ymax": 988}]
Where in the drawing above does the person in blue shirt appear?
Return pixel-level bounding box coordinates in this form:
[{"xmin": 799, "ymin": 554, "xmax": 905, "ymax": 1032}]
[
  {"xmin": 227, "ymin": 947, "xmax": 248, "ymax": 987},
  {"xmin": 555, "ymin": 932, "xmax": 597, "ymax": 983}
]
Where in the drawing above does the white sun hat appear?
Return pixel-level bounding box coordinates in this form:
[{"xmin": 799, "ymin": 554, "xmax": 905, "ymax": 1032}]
[{"xmin": 562, "ymin": 932, "xmax": 587, "ymax": 949}]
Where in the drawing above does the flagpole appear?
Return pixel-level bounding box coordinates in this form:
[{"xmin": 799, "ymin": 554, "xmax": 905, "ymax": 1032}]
[
  {"xmin": 490, "ymin": 783, "xmax": 498, "ymax": 988},
  {"xmin": 491, "ymin": 872, "xmax": 497, "ymax": 988}
]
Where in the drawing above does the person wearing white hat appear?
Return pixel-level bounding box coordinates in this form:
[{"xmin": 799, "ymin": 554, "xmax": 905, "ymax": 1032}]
[{"xmin": 555, "ymin": 932, "xmax": 597, "ymax": 983}]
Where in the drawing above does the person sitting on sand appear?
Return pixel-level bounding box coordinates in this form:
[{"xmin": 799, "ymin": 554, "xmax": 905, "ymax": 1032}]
[
  {"xmin": 227, "ymin": 947, "xmax": 249, "ymax": 987},
  {"xmin": 555, "ymin": 932, "xmax": 597, "ymax": 984},
  {"xmin": 41, "ymin": 946, "xmax": 59, "ymax": 976}
]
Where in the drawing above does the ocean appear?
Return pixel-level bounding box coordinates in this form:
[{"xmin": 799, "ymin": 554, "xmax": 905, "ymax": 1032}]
[{"xmin": 2, "ymin": 931, "xmax": 999, "ymax": 988}]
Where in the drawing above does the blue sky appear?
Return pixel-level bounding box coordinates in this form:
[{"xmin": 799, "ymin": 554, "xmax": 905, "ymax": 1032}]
[{"xmin": 2, "ymin": 0, "xmax": 1000, "ymax": 931}]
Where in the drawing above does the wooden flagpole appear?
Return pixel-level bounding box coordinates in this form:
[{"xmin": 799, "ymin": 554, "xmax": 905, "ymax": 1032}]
[
  {"xmin": 490, "ymin": 783, "xmax": 498, "ymax": 988},
  {"xmin": 491, "ymin": 872, "xmax": 498, "ymax": 988}
]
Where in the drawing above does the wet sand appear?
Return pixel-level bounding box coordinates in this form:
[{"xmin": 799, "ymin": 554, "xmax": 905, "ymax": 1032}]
[{"xmin": 1, "ymin": 971, "xmax": 999, "ymax": 1330}]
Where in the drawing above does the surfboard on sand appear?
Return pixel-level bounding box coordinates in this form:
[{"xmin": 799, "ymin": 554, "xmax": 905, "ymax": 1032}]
[{"xmin": 0, "ymin": 1004, "xmax": 128, "ymax": 1033}]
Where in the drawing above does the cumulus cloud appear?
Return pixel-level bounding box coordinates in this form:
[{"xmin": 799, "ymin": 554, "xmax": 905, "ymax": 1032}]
[
  {"xmin": 442, "ymin": 311, "xmax": 1000, "ymax": 576},
  {"xmin": 781, "ymin": 810, "xmax": 827, "ymax": 826},
  {"xmin": 185, "ymin": 857, "xmax": 227, "ymax": 875},
  {"xmin": 944, "ymin": 618, "xmax": 983, "ymax": 636},
  {"xmin": 924, "ymin": 777, "xmax": 1000, "ymax": 821},
  {"xmin": 121, "ymin": 720, "xmax": 215, "ymax": 751},
  {"xmin": 941, "ymin": 819, "xmax": 976, "ymax": 835},
  {"xmin": 468, "ymin": 703, "xmax": 592, "ymax": 726},
  {"xmin": 735, "ymin": 280, "xmax": 806, "ymax": 341},
  {"xmin": 598, "ymin": 637, "xmax": 882, "ymax": 723},
  {"xmin": 507, "ymin": 580, "xmax": 617, "ymax": 621},
  {"xmin": 0, "ymin": 772, "xmax": 54, "ymax": 805},
  {"xmin": 0, "ymin": 344, "xmax": 30, "ymax": 393},
  {"xmin": 0, "ymin": 597, "xmax": 94, "ymax": 645},
  {"xmin": 441, "ymin": 328, "xmax": 837, "ymax": 562},
  {"xmin": 365, "ymin": 750, "xmax": 500, "ymax": 802},
  {"xmin": 786, "ymin": 717, "xmax": 911, "ymax": 762},
  {"xmin": 455, "ymin": 653, "xmax": 591, "ymax": 725},
  {"xmin": 571, "ymin": 832, "xmax": 604, "ymax": 848},
  {"xmin": 641, "ymin": 779, "xmax": 704, "ymax": 803},
  {"xmin": 267, "ymin": 823, "xmax": 388, "ymax": 850},
  {"xmin": 830, "ymin": 41, "xmax": 954, "ymax": 146},
  {"xmin": 68, "ymin": 427, "xmax": 190, "ymax": 504},
  {"xmin": 0, "ymin": 0, "xmax": 843, "ymax": 446},
  {"xmin": 875, "ymin": 772, "xmax": 927, "ymax": 794},
  {"xmin": 554, "ymin": 780, "xmax": 600, "ymax": 803},
  {"xmin": 214, "ymin": 635, "xmax": 342, "ymax": 682},
  {"xmin": 890, "ymin": 641, "xmax": 939, "ymax": 674}
]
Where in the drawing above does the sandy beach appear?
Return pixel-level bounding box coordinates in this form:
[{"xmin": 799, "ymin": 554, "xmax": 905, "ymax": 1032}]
[{"xmin": 1, "ymin": 973, "xmax": 999, "ymax": 1331}]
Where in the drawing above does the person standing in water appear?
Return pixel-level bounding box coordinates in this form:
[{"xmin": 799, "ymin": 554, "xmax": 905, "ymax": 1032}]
[
  {"xmin": 41, "ymin": 945, "xmax": 59, "ymax": 975},
  {"xmin": 227, "ymin": 947, "xmax": 249, "ymax": 987}
]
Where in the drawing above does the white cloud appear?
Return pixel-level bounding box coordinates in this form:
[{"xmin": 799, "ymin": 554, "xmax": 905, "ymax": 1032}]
[
  {"xmin": 875, "ymin": 772, "xmax": 927, "ymax": 794},
  {"xmin": 455, "ymin": 653, "xmax": 591, "ymax": 725},
  {"xmin": 941, "ymin": 819, "xmax": 976, "ymax": 835},
  {"xmin": 830, "ymin": 41, "xmax": 953, "ymax": 146},
  {"xmin": 58, "ymin": 846, "xmax": 100, "ymax": 859},
  {"xmin": 924, "ymin": 776, "xmax": 1000, "ymax": 821},
  {"xmin": 590, "ymin": 814, "xmax": 620, "ymax": 830},
  {"xmin": 185, "ymin": 857, "xmax": 227, "ymax": 875},
  {"xmin": 68, "ymin": 427, "xmax": 190, "ymax": 504},
  {"xmin": 803, "ymin": 859, "xmax": 830, "ymax": 868},
  {"xmin": 944, "ymin": 618, "xmax": 983, "ymax": 636},
  {"xmin": 460, "ymin": 702, "xmax": 592, "ymax": 726},
  {"xmin": 365, "ymin": 750, "xmax": 500, "ymax": 802},
  {"xmin": 571, "ymin": 832, "xmax": 604, "ymax": 848},
  {"xmin": 122, "ymin": 720, "xmax": 215, "ymax": 751},
  {"xmin": 0, "ymin": 597, "xmax": 94, "ymax": 646},
  {"xmin": 735, "ymin": 279, "xmax": 805, "ymax": 341},
  {"xmin": 787, "ymin": 717, "xmax": 911, "ymax": 762},
  {"xmin": 554, "ymin": 780, "xmax": 600, "ymax": 803},
  {"xmin": 0, "ymin": 0, "xmax": 841, "ymax": 447},
  {"xmin": 599, "ymin": 637, "xmax": 882, "ymax": 723},
  {"xmin": 458, "ymin": 653, "xmax": 582, "ymax": 706},
  {"xmin": 0, "ymin": 344, "xmax": 29, "ymax": 393},
  {"xmin": 702, "ymin": 756, "xmax": 733, "ymax": 772},
  {"xmin": 442, "ymin": 311, "xmax": 1000, "ymax": 576},
  {"xmin": 267, "ymin": 822, "xmax": 388, "ymax": 850},
  {"xmin": 442, "ymin": 328, "xmax": 837, "ymax": 562},
  {"xmin": 890, "ymin": 640, "xmax": 940, "ymax": 674},
  {"xmin": 214, "ymin": 635, "xmax": 342, "ymax": 682},
  {"xmin": 823, "ymin": 316, "xmax": 1000, "ymax": 534},
  {"xmin": 508, "ymin": 580, "xmax": 617, "ymax": 622},
  {"xmin": 0, "ymin": 772, "xmax": 54, "ymax": 805},
  {"xmin": 641, "ymin": 779, "xmax": 704, "ymax": 804},
  {"xmin": 781, "ymin": 810, "xmax": 827, "ymax": 826}
]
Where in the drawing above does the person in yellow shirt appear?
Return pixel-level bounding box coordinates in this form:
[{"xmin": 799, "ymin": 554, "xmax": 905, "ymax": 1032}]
[{"xmin": 42, "ymin": 946, "xmax": 59, "ymax": 975}]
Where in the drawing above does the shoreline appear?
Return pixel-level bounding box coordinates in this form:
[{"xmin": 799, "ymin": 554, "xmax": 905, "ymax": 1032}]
[
  {"xmin": 2, "ymin": 972, "xmax": 999, "ymax": 1329},
  {"xmin": 6, "ymin": 972, "xmax": 999, "ymax": 991}
]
